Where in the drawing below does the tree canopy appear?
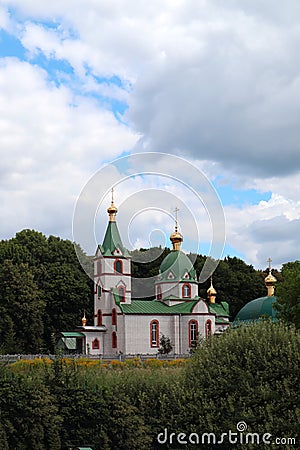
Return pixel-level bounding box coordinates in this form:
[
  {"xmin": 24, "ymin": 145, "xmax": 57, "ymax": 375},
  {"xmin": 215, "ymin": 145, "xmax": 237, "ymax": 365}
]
[
  {"xmin": 275, "ymin": 260, "xmax": 300, "ymax": 328},
  {"xmin": 0, "ymin": 230, "xmax": 93, "ymax": 353},
  {"xmin": 0, "ymin": 229, "xmax": 290, "ymax": 353}
]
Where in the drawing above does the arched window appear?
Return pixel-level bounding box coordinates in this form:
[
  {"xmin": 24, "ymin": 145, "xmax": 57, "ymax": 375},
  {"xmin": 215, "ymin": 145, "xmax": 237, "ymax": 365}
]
[
  {"xmin": 92, "ymin": 338, "xmax": 100, "ymax": 350},
  {"xmin": 97, "ymin": 260, "xmax": 101, "ymax": 275},
  {"xmin": 114, "ymin": 259, "xmax": 123, "ymax": 274},
  {"xmin": 182, "ymin": 283, "xmax": 191, "ymax": 298},
  {"xmin": 189, "ymin": 320, "xmax": 198, "ymax": 348},
  {"xmin": 97, "ymin": 285, "xmax": 102, "ymax": 297},
  {"xmin": 150, "ymin": 320, "xmax": 159, "ymax": 348},
  {"xmin": 118, "ymin": 286, "xmax": 125, "ymax": 303},
  {"xmin": 97, "ymin": 309, "xmax": 102, "ymax": 326},
  {"xmin": 112, "ymin": 332, "xmax": 117, "ymax": 348},
  {"xmin": 112, "ymin": 308, "xmax": 117, "ymax": 326},
  {"xmin": 157, "ymin": 285, "xmax": 162, "ymax": 300},
  {"xmin": 206, "ymin": 320, "xmax": 212, "ymax": 338}
]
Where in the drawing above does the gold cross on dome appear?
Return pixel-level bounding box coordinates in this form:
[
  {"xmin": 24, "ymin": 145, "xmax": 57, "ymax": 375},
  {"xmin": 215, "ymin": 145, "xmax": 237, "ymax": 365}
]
[
  {"xmin": 111, "ymin": 187, "xmax": 115, "ymax": 203},
  {"xmin": 174, "ymin": 207, "xmax": 179, "ymax": 231}
]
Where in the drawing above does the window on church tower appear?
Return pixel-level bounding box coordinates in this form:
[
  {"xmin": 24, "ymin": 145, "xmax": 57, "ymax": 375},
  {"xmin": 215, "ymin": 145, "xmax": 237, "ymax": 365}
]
[
  {"xmin": 189, "ymin": 320, "xmax": 198, "ymax": 347},
  {"xmin": 150, "ymin": 320, "xmax": 159, "ymax": 347},
  {"xmin": 97, "ymin": 260, "xmax": 101, "ymax": 275},
  {"xmin": 112, "ymin": 308, "xmax": 117, "ymax": 326},
  {"xmin": 114, "ymin": 259, "xmax": 123, "ymax": 274},
  {"xmin": 182, "ymin": 283, "xmax": 191, "ymax": 298},
  {"xmin": 206, "ymin": 320, "xmax": 212, "ymax": 338},
  {"xmin": 98, "ymin": 285, "xmax": 102, "ymax": 297},
  {"xmin": 97, "ymin": 309, "xmax": 102, "ymax": 326},
  {"xmin": 157, "ymin": 285, "xmax": 162, "ymax": 300},
  {"xmin": 112, "ymin": 332, "xmax": 117, "ymax": 348},
  {"xmin": 118, "ymin": 286, "xmax": 125, "ymax": 303},
  {"xmin": 92, "ymin": 338, "xmax": 100, "ymax": 350}
]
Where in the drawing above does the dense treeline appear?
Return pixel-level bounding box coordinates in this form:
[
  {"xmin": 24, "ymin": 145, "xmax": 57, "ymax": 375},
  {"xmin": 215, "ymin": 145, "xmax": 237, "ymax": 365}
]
[
  {"xmin": 0, "ymin": 229, "xmax": 282, "ymax": 353},
  {"xmin": 0, "ymin": 321, "xmax": 298, "ymax": 449},
  {"xmin": 0, "ymin": 230, "xmax": 93, "ymax": 353}
]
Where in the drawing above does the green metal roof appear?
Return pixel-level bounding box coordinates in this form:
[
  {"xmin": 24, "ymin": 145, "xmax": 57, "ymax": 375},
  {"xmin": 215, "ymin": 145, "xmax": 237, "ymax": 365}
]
[
  {"xmin": 73, "ymin": 447, "xmax": 93, "ymax": 450},
  {"xmin": 209, "ymin": 301, "xmax": 230, "ymax": 317},
  {"xmin": 215, "ymin": 317, "xmax": 230, "ymax": 324},
  {"xmin": 158, "ymin": 250, "xmax": 196, "ymax": 281},
  {"xmin": 60, "ymin": 332, "xmax": 85, "ymax": 338},
  {"xmin": 100, "ymin": 221, "xmax": 130, "ymax": 256},
  {"xmin": 119, "ymin": 299, "xmax": 199, "ymax": 314},
  {"xmin": 233, "ymin": 296, "xmax": 277, "ymax": 324}
]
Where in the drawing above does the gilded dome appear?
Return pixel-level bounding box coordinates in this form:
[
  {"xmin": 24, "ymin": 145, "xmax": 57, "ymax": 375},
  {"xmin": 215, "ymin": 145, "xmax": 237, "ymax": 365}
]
[{"xmin": 264, "ymin": 272, "xmax": 277, "ymax": 285}]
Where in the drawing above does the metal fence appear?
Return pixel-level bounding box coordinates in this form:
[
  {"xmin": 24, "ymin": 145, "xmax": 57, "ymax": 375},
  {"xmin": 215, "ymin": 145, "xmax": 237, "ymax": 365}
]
[{"xmin": 0, "ymin": 353, "xmax": 190, "ymax": 363}]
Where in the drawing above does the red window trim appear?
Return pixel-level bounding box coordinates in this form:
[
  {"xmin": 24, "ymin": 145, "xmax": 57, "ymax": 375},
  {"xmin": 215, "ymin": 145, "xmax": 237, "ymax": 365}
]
[
  {"xmin": 112, "ymin": 308, "xmax": 117, "ymax": 326},
  {"xmin": 92, "ymin": 338, "xmax": 100, "ymax": 350},
  {"xmin": 182, "ymin": 283, "xmax": 192, "ymax": 298},
  {"xmin": 118, "ymin": 286, "xmax": 126, "ymax": 303},
  {"xmin": 150, "ymin": 320, "xmax": 159, "ymax": 348},
  {"xmin": 114, "ymin": 259, "xmax": 123, "ymax": 274},
  {"xmin": 97, "ymin": 309, "xmax": 102, "ymax": 326},
  {"xmin": 188, "ymin": 319, "xmax": 198, "ymax": 347},
  {"xmin": 112, "ymin": 332, "xmax": 117, "ymax": 348}
]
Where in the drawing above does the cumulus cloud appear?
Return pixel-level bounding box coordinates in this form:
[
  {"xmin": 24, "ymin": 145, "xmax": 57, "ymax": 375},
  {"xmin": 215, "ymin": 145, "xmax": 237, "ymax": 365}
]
[
  {"xmin": 0, "ymin": 57, "xmax": 137, "ymax": 239},
  {"xmin": 1, "ymin": 1, "xmax": 300, "ymax": 268},
  {"xmin": 224, "ymin": 193, "xmax": 300, "ymax": 267},
  {"xmin": 6, "ymin": 0, "xmax": 300, "ymax": 177}
]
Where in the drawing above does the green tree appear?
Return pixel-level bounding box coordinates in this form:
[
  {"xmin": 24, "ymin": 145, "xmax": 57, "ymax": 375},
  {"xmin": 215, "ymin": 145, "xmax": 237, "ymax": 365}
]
[
  {"xmin": 178, "ymin": 321, "xmax": 300, "ymax": 449},
  {"xmin": 42, "ymin": 263, "xmax": 92, "ymax": 349},
  {"xmin": 158, "ymin": 334, "xmax": 173, "ymax": 355},
  {"xmin": 275, "ymin": 260, "xmax": 300, "ymax": 328},
  {"xmin": 0, "ymin": 230, "xmax": 93, "ymax": 352},
  {"xmin": 0, "ymin": 374, "xmax": 62, "ymax": 449},
  {"xmin": 0, "ymin": 261, "xmax": 45, "ymax": 353}
]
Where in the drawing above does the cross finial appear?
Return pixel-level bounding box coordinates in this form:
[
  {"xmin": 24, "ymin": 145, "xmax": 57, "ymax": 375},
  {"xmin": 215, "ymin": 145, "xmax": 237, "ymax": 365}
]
[
  {"xmin": 111, "ymin": 187, "xmax": 114, "ymax": 204},
  {"xmin": 174, "ymin": 207, "xmax": 179, "ymax": 231},
  {"xmin": 267, "ymin": 257, "xmax": 272, "ymax": 271}
]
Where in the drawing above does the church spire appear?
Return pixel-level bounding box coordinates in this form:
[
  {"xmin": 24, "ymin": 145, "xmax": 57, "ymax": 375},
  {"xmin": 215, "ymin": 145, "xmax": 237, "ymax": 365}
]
[
  {"xmin": 107, "ymin": 187, "xmax": 118, "ymax": 222},
  {"xmin": 170, "ymin": 207, "xmax": 183, "ymax": 251},
  {"xmin": 102, "ymin": 188, "xmax": 125, "ymax": 255},
  {"xmin": 264, "ymin": 257, "xmax": 277, "ymax": 297}
]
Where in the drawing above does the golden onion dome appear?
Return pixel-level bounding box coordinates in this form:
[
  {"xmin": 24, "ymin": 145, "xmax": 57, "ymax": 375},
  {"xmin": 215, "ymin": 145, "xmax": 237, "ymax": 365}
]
[
  {"xmin": 207, "ymin": 275, "xmax": 217, "ymax": 303},
  {"xmin": 265, "ymin": 272, "xmax": 277, "ymax": 285},
  {"xmin": 82, "ymin": 311, "xmax": 87, "ymax": 327},
  {"xmin": 207, "ymin": 284, "xmax": 217, "ymax": 295},
  {"xmin": 170, "ymin": 229, "xmax": 183, "ymax": 251},
  {"xmin": 107, "ymin": 202, "xmax": 118, "ymax": 215}
]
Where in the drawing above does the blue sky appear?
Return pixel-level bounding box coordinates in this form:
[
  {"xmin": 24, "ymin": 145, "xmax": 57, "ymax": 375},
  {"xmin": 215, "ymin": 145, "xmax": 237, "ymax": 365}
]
[{"xmin": 0, "ymin": 1, "xmax": 299, "ymax": 269}]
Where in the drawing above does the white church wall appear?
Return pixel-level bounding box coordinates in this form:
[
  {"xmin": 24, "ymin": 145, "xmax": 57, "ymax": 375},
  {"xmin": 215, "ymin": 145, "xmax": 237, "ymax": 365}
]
[{"xmin": 124, "ymin": 315, "xmax": 175, "ymax": 355}]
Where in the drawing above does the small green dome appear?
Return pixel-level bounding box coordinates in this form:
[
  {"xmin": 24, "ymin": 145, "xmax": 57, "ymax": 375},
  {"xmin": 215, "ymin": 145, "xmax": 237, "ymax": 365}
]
[
  {"xmin": 158, "ymin": 250, "xmax": 196, "ymax": 281},
  {"xmin": 234, "ymin": 296, "xmax": 277, "ymax": 324}
]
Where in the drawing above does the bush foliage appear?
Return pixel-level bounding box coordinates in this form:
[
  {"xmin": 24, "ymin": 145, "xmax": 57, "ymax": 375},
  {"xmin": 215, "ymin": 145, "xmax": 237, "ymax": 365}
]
[{"xmin": 0, "ymin": 321, "xmax": 298, "ymax": 449}]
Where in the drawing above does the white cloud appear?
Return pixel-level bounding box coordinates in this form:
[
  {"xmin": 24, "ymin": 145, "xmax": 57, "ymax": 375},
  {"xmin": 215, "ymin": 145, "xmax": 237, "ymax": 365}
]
[
  {"xmin": 224, "ymin": 193, "xmax": 300, "ymax": 267},
  {"xmin": 0, "ymin": 57, "xmax": 137, "ymax": 239},
  {"xmin": 1, "ymin": 1, "xmax": 300, "ymax": 268}
]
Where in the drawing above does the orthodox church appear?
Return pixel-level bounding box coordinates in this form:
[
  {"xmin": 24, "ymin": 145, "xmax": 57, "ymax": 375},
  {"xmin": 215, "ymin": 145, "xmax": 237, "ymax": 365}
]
[{"xmin": 57, "ymin": 193, "xmax": 230, "ymax": 356}]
